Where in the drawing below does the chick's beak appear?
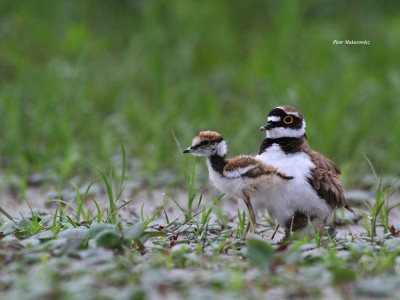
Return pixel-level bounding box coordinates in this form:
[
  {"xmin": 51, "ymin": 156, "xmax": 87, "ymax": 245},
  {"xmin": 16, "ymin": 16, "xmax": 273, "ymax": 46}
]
[{"xmin": 183, "ymin": 147, "xmax": 192, "ymax": 154}]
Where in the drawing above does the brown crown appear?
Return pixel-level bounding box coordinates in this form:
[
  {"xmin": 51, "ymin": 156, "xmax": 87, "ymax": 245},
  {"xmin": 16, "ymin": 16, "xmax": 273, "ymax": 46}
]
[
  {"xmin": 197, "ymin": 130, "xmax": 224, "ymax": 142},
  {"xmin": 275, "ymin": 105, "xmax": 304, "ymax": 119}
]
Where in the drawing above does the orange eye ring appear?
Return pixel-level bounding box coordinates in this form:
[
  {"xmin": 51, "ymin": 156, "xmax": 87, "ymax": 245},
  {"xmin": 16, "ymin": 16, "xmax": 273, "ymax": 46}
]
[{"xmin": 283, "ymin": 116, "xmax": 294, "ymax": 124}]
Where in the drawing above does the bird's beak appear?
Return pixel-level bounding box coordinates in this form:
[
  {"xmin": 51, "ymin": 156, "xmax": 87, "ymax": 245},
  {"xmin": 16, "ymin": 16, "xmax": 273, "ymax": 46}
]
[
  {"xmin": 259, "ymin": 123, "xmax": 271, "ymax": 131},
  {"xmin": 183, "ymin": 147, "xmax": 192, "ymax": 154}
]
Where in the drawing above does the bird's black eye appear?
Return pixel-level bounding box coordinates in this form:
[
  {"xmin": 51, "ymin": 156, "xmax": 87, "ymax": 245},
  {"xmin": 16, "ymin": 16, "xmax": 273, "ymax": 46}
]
[
  {"xmin": 283, "ymin": 115, "xmax": 294, "ymax": 125},
  {"xmin": 202, "ymin": 140, "xmax": 210, "ymax": 146}
]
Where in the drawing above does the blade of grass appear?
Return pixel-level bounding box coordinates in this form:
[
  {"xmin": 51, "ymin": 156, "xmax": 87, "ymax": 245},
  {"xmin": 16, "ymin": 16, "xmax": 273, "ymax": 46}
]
[
  {"xmin": 116, "ymin": 143, "xmax": 127, "ymax": 201},
  {"xmin": 66, "ymin": 215, "xmax": 77, "ymax": 228},
  {"xmin": 71, "ymin": 179, "xmax": 99, "ymax": 223},
  {"xmin": 90, "ymin": 195, "xmax": 104, "ymax": 223},
  {"xmin": 97, "ymin": 168, "xmax": 116, "ymax": 224},
  {"xmin": 143, "ymin": 206, "xmax": 163, "ymax": 229},
  {"xmin": 162, "ymin": 207, "xmax": 170, "ymax": 225},
  {"xmin": 0, "ymin": 207, "xmax": 17, "ymax": 223}
]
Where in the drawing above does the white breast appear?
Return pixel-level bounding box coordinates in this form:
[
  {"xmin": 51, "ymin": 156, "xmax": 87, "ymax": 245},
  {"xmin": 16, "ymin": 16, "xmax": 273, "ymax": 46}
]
[
  {"xmin": 255, "ymin": 144, "xmax": 333, "ymax": 226},
  {"xmin": 206, "ymin": 160, "xmax": 246, "ymax": 199}
]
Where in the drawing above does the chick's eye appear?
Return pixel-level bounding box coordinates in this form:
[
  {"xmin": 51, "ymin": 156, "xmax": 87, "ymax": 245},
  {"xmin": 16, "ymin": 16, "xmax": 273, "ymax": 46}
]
[
  {"xmin": 283, "ymin": 116, "xmax": 294, "ymax": 125},
  {"xmin": 203, "ymin": 140, "xmax": 210, "ymax": 146}
]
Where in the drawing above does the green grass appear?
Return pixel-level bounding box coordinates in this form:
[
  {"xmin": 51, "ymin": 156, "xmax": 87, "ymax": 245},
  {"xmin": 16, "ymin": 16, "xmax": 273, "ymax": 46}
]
[
  {"xmin": 1, "ymin": 0, "xmax": 400, "ymax": 185},
  {"xmin": 1, "ymin": 135, "xmax": 400, "ymax": 298}
]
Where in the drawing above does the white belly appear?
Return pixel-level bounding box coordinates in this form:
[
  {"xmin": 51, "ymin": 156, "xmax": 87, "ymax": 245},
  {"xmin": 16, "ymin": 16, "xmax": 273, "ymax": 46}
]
[{"xmin": 255, "ymin": 144, "xmax": 333, "ymax": 226}]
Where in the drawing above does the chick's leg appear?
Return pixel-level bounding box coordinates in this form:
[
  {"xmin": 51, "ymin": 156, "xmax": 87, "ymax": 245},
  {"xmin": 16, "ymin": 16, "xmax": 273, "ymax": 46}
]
[{"xmin": 243, "ymin": 195, "xmax": 256, "ymax": 238}]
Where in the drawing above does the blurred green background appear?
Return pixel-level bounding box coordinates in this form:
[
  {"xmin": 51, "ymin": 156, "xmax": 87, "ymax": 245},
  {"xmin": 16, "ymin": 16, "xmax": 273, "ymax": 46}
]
[{"xmin": 1, "ymin": 0, "xmax": 399, "ymax": 185}]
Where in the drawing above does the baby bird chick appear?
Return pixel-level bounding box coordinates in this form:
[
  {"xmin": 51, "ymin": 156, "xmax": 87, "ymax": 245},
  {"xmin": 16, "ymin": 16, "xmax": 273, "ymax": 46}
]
[{"xmin": 184, "ymin": 130, "xmax": 293, "ymax": 237}]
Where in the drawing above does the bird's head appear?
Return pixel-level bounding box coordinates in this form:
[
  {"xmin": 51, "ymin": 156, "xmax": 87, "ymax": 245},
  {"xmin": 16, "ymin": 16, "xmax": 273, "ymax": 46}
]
[
  {"xmin": 183, "ymin": 130, "xmax": 227, "ymax": 157},
  {"xmin": 260, "ymin": 105, "xmax": 306, "ymax": 139}
]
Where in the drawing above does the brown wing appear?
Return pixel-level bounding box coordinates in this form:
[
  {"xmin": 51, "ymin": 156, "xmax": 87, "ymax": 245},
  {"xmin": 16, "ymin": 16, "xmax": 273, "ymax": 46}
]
[
  {"xmin": 225, "ymin": 155, "xmax": 293, "ymax": 180},
  {"xmin": 306, "ymin": 149, "xmax": 341, "ymax": 175},
  {"xmin": 306, "ymin": 150, "xmax": 354, "ymax": 212},
  {"xmin": 309, "ymin": 167, "xmax": 347, "ymax": 209},
  {"xmin": 224, "ymin": 155, "xmax": 277, "ymax": 178}
]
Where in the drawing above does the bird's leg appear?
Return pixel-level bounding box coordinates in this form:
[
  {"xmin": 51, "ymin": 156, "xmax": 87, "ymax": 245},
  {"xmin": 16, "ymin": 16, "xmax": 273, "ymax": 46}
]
[
  {"xmin": 271, "ymin": 224, "xmax": 280, "ymax": 240},
  {"xmin": 243, "ymin": 194, "xmax": 256, "ymax": 238}
]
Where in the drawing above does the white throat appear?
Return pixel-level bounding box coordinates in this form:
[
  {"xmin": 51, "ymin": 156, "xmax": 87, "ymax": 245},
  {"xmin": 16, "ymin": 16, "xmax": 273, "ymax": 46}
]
[
  {"xmin": 216, "ymin": 141, "xmax": 227, "ymax": 156},
  {"xmin": 266, "ymin": 120, "xmax": 306, "ymax": 139}
]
